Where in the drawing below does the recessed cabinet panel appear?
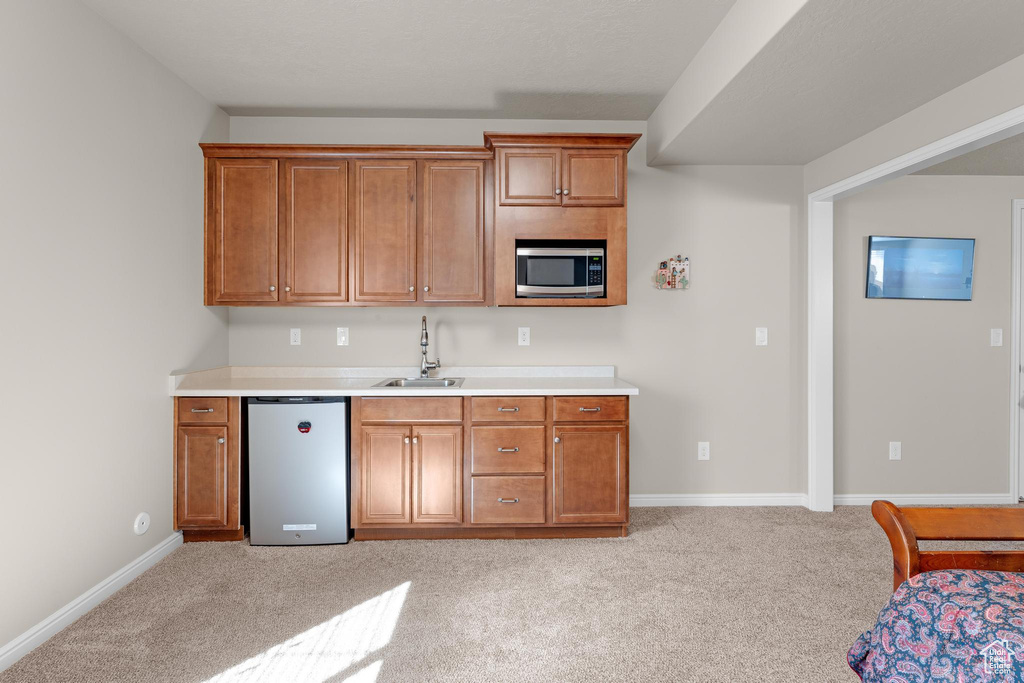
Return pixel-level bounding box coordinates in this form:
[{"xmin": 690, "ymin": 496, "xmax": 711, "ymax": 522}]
[
  {"xmin": 498, "ymin": 148, "xmax": 561, "ymax": 206},
  {"xmin": 421, "ymin": 161, "xmax": 485, "ymax": 302},
  {"xmin": 360, "ymin": 426, "xmax": 412, "ymax": 524},
  {"xmin": 211, "ymin": 159, "xmax": 279, "ymax": 303},
  {"xmin": 553, "ymin": 425, "xmax": 627, "ymax": 524},
  {"xmin": 561, "ymin": 149, "xmax": 625, "ymax": 207},
  {"xmin": 354, "ymin": 160, "xmax": 417, "ymax": 302},
  {"xmin": 283, "ymin": 161, "xmax": 348, "ymax": 302},
  {"xmin": 412, "ymin": 425, "xmax": 463, "ymax": 523},
  {"xmin": 175, "ymin": 425, "xmax": 229, "ymax": 527}
]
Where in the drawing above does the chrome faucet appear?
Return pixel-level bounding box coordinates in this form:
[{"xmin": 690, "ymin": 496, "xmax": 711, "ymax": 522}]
[{"xmin": 420, "ymin": 315, "xmax": 441, "ymax": 378}]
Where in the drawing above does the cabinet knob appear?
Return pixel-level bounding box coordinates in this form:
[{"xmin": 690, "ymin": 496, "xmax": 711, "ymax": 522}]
[
  {"xmin": 404, "ymin": 437, "xmax": 410, "ymax": 444},
  {"xmin": 563, "ymin": 187, "xmax": 569, "ymax": 196},
  {"xmin": 412, "ymin": 437, "xmax": 418, "ymax": 444},
  {"xmin": 555, "ymin": 188, "xmax": 562, "ymax": 195},
  {"xmin": 554, "ymin": 437, "xmax": 561, "ymax": 443},
  {"xmin": 284, "ymin": 286, "xmax": 291, "ymax": 292},
  {"xmin": 424, "ymin": 286, "xmax": 429, "ymax": 292},
  {"xmin": 409, "ymin": 286, "xmax": 415, "ymax": 292},
  {"xmin": 269, "ymin": 285, "xmax": 276, "ymax": 292},
  {"xmin": 217, "ymin": 438, "xmax": 225, "ymax": 444}
]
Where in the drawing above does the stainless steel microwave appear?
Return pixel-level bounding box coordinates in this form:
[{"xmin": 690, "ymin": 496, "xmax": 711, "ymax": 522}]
[{"xmin": 515, "ymin": 247, "xmax": 605, "ymax": 298}]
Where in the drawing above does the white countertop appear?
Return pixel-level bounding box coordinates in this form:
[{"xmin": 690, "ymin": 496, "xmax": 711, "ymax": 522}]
[{"xmin": 170, "ymin": 366, "xmax": 639, "ymax": 397}]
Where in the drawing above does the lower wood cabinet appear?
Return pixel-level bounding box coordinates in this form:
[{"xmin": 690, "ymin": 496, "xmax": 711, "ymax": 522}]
[
  {"xmin": 552, "ymin": 425, "xmax": 628, "ymax": 524},
  {"xmin": 352, "ymin": 395, "xmax": 629, "ymax": 540},
  {"xmin": 173, "ymin": 397, "xmax": 242, "ymax": 541},
  {"xmin": 356, "ymin": 419, "xmax": 463, "ymax": 526}
]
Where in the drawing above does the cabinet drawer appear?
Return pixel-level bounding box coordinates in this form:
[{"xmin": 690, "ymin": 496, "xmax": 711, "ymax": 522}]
[
  {"xmin": 178, "ymin": 398, "xmax": 229, "ymax": 424},
  {"xmin": 553, "ymin": 396, "xmax": 627, "ymax": 422},
  {"xmin": 471, "ymin": 476, "xmax": 546, "ymax": 524},
  {"xmin": 471, "ymin": 426, "xmax": 545, "ymax": 474},
  {"xmin": 360, "ymin": 397, "xmax": 463, "ymax": 422},
  {"xmin": 471, "ymin": 397, "xmax": 545, "ymax": 422}
]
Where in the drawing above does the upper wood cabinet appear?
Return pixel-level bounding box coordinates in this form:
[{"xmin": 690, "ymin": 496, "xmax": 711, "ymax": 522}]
[
  {"xmin": 496, "ymin": 148, "xmax": 561, "ymax": 206},
  {"xmin": 494, "ymin": 143, "xmax": 627, "ymax": 207},
  {"xmin": 561, "ymin": 149, "xmax": 625, "ymax": 206},
  {"xmin": 207, "ymin": 159, "xmax": 279, "ymax": 303},
  {"xmin": 421, "ymin": 160, "xmax": 486, "ymax": 303},
  {"xmin": 353, "ymin": 160, "xmax": 418, "ymax": 303},
  {"xmin": 282, "ymin": 160, "xmax": 348, "ymax": 303}
]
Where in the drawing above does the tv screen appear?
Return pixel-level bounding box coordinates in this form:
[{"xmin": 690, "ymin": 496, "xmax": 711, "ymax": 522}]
[{"xmin": 866, "ymin": 236, "xmax": 975, "ymax": 301}]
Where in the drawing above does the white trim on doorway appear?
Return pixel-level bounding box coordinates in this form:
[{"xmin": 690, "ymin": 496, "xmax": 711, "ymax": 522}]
[
  {"xmin": 1012, "ymin": 199, "xmax": 1024, "ymax": 504},
  {"xmin": 806, "ymin": 103, "xmax": 1024, "ymax": 512}
]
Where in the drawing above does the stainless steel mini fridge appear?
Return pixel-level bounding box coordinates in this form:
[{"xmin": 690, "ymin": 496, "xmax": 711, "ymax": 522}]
[{"xmin": 247, "ymin": 397, "xmax": 349, "ymax": 545}]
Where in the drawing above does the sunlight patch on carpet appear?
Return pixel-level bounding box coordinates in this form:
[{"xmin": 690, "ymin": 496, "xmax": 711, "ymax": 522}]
[{"xmin": 204, "ymin": 582, "xmax": 410, "ymax": 683}]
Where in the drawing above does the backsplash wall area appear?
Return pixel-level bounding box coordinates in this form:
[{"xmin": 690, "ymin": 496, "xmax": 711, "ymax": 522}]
[{"xmin": 227, "ymin": 117, "xmax": 806, "ymax": 498}]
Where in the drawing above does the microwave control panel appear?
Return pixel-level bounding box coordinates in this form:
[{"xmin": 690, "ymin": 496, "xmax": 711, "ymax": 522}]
[{"xmin": 588, "ymin": 256, "xmax": 604, "ymax": 286}]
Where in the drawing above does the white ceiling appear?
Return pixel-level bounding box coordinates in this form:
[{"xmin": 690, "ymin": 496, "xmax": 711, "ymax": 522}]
[
  {"xmin": 659, "ymin": 0, "xmax": 1024, "ymax": 164},
  {"xmin": 80, "ymin": 0, "xmax": 736, "ymax": 120},
  {"xmin": 915, "ymin": 133, "xmax": 1024, "ymax": 176}
]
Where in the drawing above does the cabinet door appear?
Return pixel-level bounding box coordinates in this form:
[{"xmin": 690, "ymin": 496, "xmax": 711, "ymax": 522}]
[
  {"xmin": 561, "ymin": 149, "xmax": 625, "ymax": 206},
  {"xmin": 421, "ymin": 161, "xmax": 485, "ymax": 303},
  {"xmin": 210, "ymin": 158, "xmax": 279, "ymax": 303},
  {"xmin": 552, "ymin": 425, "xmax": 627, "ymax": 524},
  {"xmin": 360, "ymin": 426, "xmax": 412, "ymax": 524},
  {"xmin": 497, "ymin": 147, "xmax": 561, "ymax": 206},
  {"xmin": 282, "ymin": 160, "xmax": 348, "ymax": 302},
  {"xmin": 353, "ymin": 160, "xmax": 417, "ymax": 302},
  {"xmin": 412, "ymin": 425, "xmax": 463, "ymax": 523},
  {"xmin": 175, "ymin": 425, "xmax": 230, "ymax": 528}
]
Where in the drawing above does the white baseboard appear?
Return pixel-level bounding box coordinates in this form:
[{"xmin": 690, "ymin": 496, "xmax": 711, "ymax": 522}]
[
  {"xmin": 834, "ymin": 493, "xmax": 1018, "ymax": 506},
  {"xmin": 0, "ymin": 532, "xmax": 182, "ymax": 674},
  {"xmin": 630, "ymin": 493, "xmax": 810, "ymax": 507}
]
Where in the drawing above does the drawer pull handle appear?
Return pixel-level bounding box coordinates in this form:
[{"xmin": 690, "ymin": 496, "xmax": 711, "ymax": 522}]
[
  {"xmin": 497, "ymin": 498, "xmax": 519, "ymax": 504},
  {"xmin": 191, "ymin": 408, "xmax": 215, "ymax": 413},
  {"xmin": 579, "ymin": 407, "xmax": 602, "ymax": 412},
  {"xmin": 497, "ymin": 447, "xmax": 519, "ymax": 453},
  {"xmin": 497, "ymin": 407, "xmax": 519, "ymax": 413}
]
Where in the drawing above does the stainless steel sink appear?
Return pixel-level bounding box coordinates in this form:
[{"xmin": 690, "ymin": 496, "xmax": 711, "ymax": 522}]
[{"xmin": 373, "ymin": 377, "xmax": 465, "ymax": 388}]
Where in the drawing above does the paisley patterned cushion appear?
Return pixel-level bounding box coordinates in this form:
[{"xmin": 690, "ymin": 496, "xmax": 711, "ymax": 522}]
[{"xmin": 849, "ymin": 570, "xmax": 1024, "ymax": 682}]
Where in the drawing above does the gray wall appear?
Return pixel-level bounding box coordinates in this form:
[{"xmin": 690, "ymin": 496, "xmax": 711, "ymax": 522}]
[
  {"xmin": 0, "ymin": 0, "xmax": 228, "ymax": 646},
  {"xmin": 834, "ymin": 175, "xmax": 1018, "ymax": 496},
  {"xmin": 228, "ymin": 117, "xmax": 808, "ymax": 498}
]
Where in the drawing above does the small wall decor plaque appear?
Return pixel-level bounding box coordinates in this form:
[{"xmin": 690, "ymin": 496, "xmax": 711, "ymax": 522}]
[{"xmin": 655, "ymin": 255, "xmax": 689, "ymax": 290}]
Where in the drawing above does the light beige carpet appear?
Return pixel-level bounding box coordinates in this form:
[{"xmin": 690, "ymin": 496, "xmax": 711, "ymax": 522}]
[{"xmin": 2, "ymin": 507, "xmax": 897, "ymax": 682}]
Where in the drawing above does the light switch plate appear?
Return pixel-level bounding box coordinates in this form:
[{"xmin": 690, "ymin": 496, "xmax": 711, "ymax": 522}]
[
  {"xmin": 697, "ymin": 441, "xmax": 710, "ymax": 461},
  {"xmin": 755, "ymin": 327, "xmax": 769, "ymax": 346},
  {"xmin": 889, "ymin": 441, "xmax": 902, "ymax": 461},
  {"xmin": 337, "ymin": 327, "xmax": 349, "ymax": 346},
  {"xmin": 518, "ymin": 327, "xmax": 530, "ymax": 346},
  {"xmin": 991, "ymin": 328, "xmax": 1003, "ymax": 346},
  {"xmin": 290, "ymin": 328, "xmax": 301, "ymax": 346}
]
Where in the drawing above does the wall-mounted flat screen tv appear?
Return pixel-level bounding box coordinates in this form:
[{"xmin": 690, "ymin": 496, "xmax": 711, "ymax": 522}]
[{"xmin": 866, "ymin": 236, "xmax": 975, "ymax": 301}]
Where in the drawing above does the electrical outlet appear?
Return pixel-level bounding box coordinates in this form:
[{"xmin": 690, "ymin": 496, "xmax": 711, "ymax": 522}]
[
  {"xmin": 518, "ymin": 327, "xmax": 530, "ymax": 346},
  {"xmin": 755, "ymin": 327, "xmax": 769, "ymax": 346},
  {"xmin": 337, "ymin": 327, "xmax": 349, "ymax": 346},
  {"xmin": 889, "ymin": 441, "xmax": 902, "ymax": 461},
  {"xmin": 697, "ymin": 441, "xmax": 710, "ymax": 461},
  {"xmin": 290, "ymin": 328, "xmax": 301, "ymax": 346},
  {"xmin": 991, "ymin": 328, "xmax": 1003, "ymax": 346}
]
